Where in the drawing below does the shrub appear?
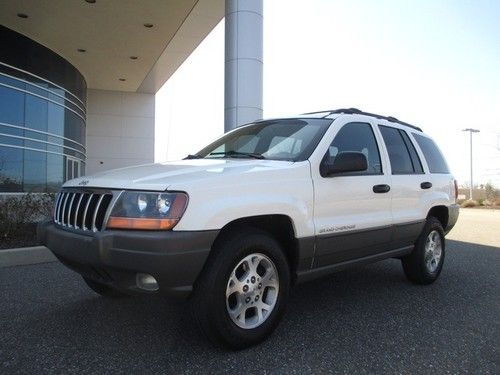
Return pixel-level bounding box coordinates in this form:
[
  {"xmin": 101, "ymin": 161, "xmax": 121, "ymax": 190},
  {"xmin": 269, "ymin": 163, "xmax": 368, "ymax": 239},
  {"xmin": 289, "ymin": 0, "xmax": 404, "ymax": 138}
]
[
  {"xmin": 0, "ymin": 193, "xmax": 55, "ymax": 240},
  {"xmin": 460, "ymin": 200, "xmax": 479, "ymax": 208}
]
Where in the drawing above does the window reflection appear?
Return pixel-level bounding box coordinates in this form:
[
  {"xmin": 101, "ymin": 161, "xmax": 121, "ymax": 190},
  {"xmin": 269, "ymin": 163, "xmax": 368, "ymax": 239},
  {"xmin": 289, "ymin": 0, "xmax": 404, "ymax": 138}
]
[{"xmin": 0, "ymin": 70, "xmax": 86, "ymax": 192}]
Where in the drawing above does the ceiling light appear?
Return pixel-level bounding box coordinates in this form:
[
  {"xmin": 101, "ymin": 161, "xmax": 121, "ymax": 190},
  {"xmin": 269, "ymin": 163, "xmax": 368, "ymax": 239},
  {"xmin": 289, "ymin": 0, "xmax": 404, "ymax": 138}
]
[
  {"xmin": 77, "ymin": 49, "xmax": 86, "ymax": 53},
  {"xmin": 130, "ymin": 56, "xmax": 138, "ymax": 60},
  {"xmin": 143, "ymin": 23, "xmax": 154, "ymax": 28},
  {"xmin": 119, "ymin": 78, "xmax": 126, "ymax": 82},
  {"xmin": 17, "ymin": 13, "xmax": 28, "ymax": 18}
]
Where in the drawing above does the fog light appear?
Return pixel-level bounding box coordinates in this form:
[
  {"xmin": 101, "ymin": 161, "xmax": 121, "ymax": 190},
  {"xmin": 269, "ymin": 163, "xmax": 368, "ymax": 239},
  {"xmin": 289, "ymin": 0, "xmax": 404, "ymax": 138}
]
[{"xmin": 136, "ymin": 273, "xmax": 159, "ymax": 292}]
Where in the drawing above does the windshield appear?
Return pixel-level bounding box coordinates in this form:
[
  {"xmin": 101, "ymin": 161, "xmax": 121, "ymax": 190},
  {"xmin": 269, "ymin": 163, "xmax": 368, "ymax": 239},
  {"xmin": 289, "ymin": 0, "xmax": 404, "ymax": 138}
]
[{"xmin": 194, "ymin": 118, "xmax": 332, "ymax": 161}]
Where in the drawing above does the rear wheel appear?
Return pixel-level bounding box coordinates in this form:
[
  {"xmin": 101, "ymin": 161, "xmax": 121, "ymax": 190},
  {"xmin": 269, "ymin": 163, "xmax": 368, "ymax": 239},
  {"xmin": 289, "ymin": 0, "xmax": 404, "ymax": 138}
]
[
  {"xmin": 402, "ymin": 216, "xmax": 445, "ymax": 284},
  {"xmin": 191, "ymin": 228, "xmax": 290, "ymax": 349},
  {"xmin": 82, "ymin": 277, "xmax": 129, "ymax": 298}
]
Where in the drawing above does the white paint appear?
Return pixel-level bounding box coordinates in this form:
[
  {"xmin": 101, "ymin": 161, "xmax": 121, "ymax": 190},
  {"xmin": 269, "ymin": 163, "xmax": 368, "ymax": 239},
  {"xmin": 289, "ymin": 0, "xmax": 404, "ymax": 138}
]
[
  {"xmin": 86, "ymin": 89, "xmax": 155, "ymax": 174},
  {"xmin": 67, "ymin": 115, "xmax": 456, "ymax": 239}
]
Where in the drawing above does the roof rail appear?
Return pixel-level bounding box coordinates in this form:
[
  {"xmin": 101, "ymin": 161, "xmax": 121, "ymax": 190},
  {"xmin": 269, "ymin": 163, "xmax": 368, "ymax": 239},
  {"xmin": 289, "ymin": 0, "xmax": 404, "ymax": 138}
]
[{"xmin": 301, "ymin": 108, "xmax": 423, "ymax": 132}]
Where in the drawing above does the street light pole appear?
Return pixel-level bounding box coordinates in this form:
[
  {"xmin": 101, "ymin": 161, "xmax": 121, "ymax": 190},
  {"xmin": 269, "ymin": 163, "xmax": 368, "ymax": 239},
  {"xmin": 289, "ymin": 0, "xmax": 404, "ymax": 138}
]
[{"xmin": 462, "ymin": 128, "xmax": 480, "ymax": 200}]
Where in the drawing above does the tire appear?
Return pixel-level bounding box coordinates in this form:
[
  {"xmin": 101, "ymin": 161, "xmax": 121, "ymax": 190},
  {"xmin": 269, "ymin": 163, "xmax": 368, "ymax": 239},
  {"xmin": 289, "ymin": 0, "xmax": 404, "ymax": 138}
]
[
  {"xmin": 191, "ymin": 228, "xmax": 290, "ymax": 349},
  {"xmin": 82, "ymin": 276, "xmax": 129, "ymax": 298},
  {"xmin": 402, "ymin": 216, "xmax": 445, "ymax": 285}
]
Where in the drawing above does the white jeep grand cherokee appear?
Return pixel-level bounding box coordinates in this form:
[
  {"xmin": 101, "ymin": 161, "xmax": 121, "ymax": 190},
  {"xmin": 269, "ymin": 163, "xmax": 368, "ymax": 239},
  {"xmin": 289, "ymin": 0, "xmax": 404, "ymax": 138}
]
[{"xmin": 39, "ymin": 108, "xmax": 459, "ymax": 349}]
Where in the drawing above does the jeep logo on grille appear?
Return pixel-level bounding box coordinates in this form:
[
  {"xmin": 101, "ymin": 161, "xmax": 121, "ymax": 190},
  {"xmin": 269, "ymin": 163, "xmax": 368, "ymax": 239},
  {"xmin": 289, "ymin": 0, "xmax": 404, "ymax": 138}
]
[{"xmin": 78, "ymin": 179, "xmax": 89, "ymax": 186}]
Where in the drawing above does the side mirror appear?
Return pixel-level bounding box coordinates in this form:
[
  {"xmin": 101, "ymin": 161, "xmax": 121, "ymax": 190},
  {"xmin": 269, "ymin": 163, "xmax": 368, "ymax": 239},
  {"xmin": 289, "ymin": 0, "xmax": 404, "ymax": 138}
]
[{"xmin": 320, "ymin": 151, "xmax": 368, "ymax": 177}]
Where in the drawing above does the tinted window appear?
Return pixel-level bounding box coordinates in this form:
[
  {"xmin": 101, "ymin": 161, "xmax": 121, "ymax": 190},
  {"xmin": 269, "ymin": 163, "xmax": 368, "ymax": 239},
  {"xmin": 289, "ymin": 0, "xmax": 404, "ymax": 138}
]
[
  {"xmin": 379, "ymin": 125, "xmax": 417, "ymax": 174},
  {"xmin": 413, "ymin": 134, "xmax": 450, "ymax": 173},
  {"xmin": 400, "ymin": 130, "xmax": 423, "ymax": 173},
  {"xmin": 325, "ymin": 122, "xmax": 382, "ymax": 175}
]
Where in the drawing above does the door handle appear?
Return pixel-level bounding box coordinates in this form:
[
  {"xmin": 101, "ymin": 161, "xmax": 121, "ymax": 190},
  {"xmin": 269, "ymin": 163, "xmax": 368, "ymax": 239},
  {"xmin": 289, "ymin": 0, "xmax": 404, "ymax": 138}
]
[
  {"xmin": 373, "ymin": 184, "xmax": 391, "ymax": 193},
  {"xmin": 420, "ymin": 182, "xmax": 432, "ymax": 189}
]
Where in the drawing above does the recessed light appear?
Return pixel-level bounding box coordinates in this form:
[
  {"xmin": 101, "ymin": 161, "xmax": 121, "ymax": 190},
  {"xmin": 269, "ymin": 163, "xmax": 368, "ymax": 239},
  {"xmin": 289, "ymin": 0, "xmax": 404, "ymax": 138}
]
[
  {"xmin": 85, "ymin": 0, "xmax": 96, "ymax": 4},
  {"xmin": 77, "ymin": 48, "xmax": 86, "ymax": 53},
  {"xmin": 119, "ymin": 78, "xmax": 126, "ymax": 82},
  {"xmin": 17, "ymin": 13, "xmax": 28, "ymax": 19},
  {"xmin": 129, "ymin": 56, "xmax": 138, "ymax": 60},
  {"xmin": 143, "ymin": 23, "xmax": 154, "ymax": 28}
]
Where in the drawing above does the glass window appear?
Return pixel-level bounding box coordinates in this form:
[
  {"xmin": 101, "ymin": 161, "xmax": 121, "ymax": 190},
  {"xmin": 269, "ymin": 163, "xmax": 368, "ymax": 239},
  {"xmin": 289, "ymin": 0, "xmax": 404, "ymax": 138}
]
[
  {"xmin": 379, "ymin": 125, "xmax": 415, "ymax": 174},
  {"xmin": 197, "ymin": 119, "xmax": 332, "ymax": 161},
  {"xmin": 400, "ymin": 130, "xmax": 423, "ymax": 173},
  {"xmin": 0, "ymin": 86, "xmax": 25, "ymax": 126},
  {"xmin": 47, "ymin": 154, "xmax": 63, "ymax": 193},
  {"xmin": 23, "ymin": 150, "xmax": 47, "ymax": 192},
  {"xmin": 0, "ymin": 146, "xmax": 23, "ymax": 192},
  {"xmin": 413, "ymin": 134, "xmax": 450, "ymax": 173},
  {"xmin": 325, "ymin": 122, "xmax": 382, "ymax": 175},
  {"xmin": 25, "ymin": 94, "xmax": 48, "ymax": 133},
  {"xmin": 47, "ymin": 102, "xmax": 64, "ymax": 137}
]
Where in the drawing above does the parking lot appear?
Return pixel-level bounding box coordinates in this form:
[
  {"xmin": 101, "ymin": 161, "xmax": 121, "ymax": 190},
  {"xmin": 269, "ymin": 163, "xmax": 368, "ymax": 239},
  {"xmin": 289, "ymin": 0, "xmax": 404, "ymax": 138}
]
[{"xmin": 1, "ymin": 209, "xmax": 498, "ymax": 374}]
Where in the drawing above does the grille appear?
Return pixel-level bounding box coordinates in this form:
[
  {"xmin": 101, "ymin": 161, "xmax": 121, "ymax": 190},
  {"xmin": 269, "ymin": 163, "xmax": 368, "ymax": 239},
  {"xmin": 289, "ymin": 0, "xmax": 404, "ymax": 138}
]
[{"xmin": 54, "ymin": 190, "xmax": 113, "ymax": 232}]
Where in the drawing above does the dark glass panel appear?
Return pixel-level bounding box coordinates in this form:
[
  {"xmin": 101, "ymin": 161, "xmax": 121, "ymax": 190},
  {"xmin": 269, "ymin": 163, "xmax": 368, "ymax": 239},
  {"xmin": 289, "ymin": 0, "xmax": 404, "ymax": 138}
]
[
  {"xmin": 0, "ymin": 85, "xmax": 25, "ymax": 126},
  {"xmin": 326, "ymin": 122, "xmax": 382, "ymax": 175},
  {"xmin": 25, "ymin": 94, "xmax": 48, "ymax": 133},
  {"xmin": 0, "ymin": 25, "xmax": 87, "ymax": 104},
  {"xmin": 0, "ymin": 146, "xmax": 23, "ymax": 192},
  {"xmin": 47, "ymin": 154, "xmax": 63, "ymax": 193},
  {"xmin": 413, "ymin": 134, "xmax": 450, "ymax": 174},
  {"xmin": 0, "ymin": 135, "xmax": 23, "ymax": 146},
  {"xmin": 0, "ymin": 122, "xmax": 23, "ymax": 137},
  {"xmin": 379, "ymin": 125, "xmax": 414, "ymax": 174},
  {"xmin": 47, "ymin": 102, "xmax": 64, "ymax": 138},
  {"xmin": 24, "ymin": 139, "xmax": 47, "ymax": 151},
  {"xmin": 23, "ymin": 150, "xmax": 47, "ymax": 192}
]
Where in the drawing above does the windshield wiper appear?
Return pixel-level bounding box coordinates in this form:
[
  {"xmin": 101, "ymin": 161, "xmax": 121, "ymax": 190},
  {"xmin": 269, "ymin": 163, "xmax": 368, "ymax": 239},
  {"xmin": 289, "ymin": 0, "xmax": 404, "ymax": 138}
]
[
  {"xmin": 208, "ymin": 150, "xmax": 266, "ymax": 159},
  {"xmin": 184, "ymin": 154, "xmax": 203, "ymax": 160}
]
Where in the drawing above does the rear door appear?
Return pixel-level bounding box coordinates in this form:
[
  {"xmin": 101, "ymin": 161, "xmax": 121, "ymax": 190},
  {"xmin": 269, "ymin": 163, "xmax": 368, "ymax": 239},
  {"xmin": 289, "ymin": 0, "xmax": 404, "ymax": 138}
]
[
  {"xmin": 377, "ymin": 125, "xmax": 427, "ymax": 248},
  {"xmin": 311, "ymin": 118, "xmax": 393, "ymax": 267}
]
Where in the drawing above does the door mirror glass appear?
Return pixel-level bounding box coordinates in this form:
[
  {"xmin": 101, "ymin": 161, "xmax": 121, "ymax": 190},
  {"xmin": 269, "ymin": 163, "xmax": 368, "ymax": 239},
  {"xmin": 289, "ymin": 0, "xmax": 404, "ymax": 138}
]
[{"xmin": 321, "ymin": 151, "xmax": 368, "ymax": 176}]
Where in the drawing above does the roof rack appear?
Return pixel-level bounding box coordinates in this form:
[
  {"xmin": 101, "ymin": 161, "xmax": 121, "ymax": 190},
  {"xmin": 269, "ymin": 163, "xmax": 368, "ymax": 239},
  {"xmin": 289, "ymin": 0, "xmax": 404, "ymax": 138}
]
[{"xmin": 302, "ymin": 108, "xmax": 423, "ymax": 132}]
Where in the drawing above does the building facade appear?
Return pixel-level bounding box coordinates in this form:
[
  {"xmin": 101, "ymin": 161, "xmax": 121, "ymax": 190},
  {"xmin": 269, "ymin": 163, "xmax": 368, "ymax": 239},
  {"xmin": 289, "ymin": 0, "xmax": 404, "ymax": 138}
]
[
  {"xmin": 0, "ymin": 26, "xmax": 86, "ymax": 193},
  {"xmin": 0, "ymin": 0, "xmax": 262, "ymax": 194}
]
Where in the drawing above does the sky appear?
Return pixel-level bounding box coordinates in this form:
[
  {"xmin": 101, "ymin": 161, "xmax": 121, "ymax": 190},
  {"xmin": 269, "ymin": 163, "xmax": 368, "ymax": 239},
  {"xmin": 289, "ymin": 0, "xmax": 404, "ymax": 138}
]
[{"xmin": 155, "ymin": 0, "xmax": 500, "ymax": 187}]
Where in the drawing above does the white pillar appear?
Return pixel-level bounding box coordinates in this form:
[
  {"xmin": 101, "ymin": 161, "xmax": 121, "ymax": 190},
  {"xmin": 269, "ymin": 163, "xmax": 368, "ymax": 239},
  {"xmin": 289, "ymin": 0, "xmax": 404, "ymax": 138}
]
[{"xmin": 224, "ymin": 0, "xmax": 263, "ymax": 132}]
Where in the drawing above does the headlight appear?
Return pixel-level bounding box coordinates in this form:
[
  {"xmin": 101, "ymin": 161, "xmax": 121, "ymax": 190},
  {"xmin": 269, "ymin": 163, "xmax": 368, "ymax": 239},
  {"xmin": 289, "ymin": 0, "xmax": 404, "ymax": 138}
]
[{"xmin": 106, "ymin": 191, "xmax": 188, "ymax": 230}]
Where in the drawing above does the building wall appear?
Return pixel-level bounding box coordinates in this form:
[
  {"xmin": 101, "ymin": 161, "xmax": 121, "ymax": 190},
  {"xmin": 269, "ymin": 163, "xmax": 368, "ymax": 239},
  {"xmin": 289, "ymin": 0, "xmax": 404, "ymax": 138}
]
[
  {"xmin": 0, "ymin": 26, "xmax": 87, "ymax": 193},
  {"xmin": 86, "ymin": 89, "xmax": 155, "ymax": 175}
]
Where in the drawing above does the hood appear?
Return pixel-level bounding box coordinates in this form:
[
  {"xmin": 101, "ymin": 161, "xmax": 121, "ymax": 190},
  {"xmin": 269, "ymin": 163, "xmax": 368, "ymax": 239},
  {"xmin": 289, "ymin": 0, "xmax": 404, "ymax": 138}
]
[{"xmin": 64, "ymin": 159, "xmax": 295, "ymax": 191}]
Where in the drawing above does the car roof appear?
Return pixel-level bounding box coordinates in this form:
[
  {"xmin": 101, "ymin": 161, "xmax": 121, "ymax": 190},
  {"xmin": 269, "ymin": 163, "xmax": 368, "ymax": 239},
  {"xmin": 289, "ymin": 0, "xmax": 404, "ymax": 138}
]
[{"xmin": 300, "ymin": 108, "xmax": 423, "ymax": 132}]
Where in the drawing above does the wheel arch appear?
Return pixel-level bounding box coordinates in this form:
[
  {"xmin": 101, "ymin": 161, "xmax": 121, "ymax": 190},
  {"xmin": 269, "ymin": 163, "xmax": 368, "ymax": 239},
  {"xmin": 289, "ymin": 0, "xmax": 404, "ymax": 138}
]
[
  {"xmin": 212, "ymin": 214, "xmax": 300, "ymax": 282},
  {"xmin": 427, "ymin": 205, "xmax": 449, "ymax": 229}
]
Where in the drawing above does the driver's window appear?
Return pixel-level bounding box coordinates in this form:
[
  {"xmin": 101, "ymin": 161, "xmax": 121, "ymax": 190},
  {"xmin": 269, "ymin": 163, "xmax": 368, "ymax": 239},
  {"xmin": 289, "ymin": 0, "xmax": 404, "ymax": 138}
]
[{"xmin": 325, "ymin": 122, "xmax": 382, "ymax": 175}]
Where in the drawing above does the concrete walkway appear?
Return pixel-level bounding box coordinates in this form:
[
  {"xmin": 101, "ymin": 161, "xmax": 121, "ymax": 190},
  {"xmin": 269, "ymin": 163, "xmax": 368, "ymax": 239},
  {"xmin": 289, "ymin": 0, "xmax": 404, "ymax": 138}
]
[{"xmin": 0, "ymin": 246, "xmax": 55, "ymax": 268}]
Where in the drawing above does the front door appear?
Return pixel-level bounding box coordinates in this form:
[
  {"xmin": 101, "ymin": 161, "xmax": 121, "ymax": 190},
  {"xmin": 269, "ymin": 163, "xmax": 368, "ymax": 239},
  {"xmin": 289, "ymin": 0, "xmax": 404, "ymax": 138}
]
[{"xmin": 312, "ymin": 120, "xmax": 393, "ymax": 267}]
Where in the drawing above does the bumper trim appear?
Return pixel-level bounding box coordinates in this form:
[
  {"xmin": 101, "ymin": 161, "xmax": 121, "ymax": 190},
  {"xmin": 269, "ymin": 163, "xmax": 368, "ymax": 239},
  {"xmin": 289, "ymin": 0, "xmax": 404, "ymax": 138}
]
[{"xmin": 38, "ymin": 221, "xmax": 219, "ymax": 297}]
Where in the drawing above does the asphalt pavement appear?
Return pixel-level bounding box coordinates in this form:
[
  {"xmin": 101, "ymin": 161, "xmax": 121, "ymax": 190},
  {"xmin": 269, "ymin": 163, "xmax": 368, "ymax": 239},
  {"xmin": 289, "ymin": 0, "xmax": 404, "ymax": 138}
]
[{"xmin": 1, "ymin": 210, "xmax": 498, "ymax": 374}]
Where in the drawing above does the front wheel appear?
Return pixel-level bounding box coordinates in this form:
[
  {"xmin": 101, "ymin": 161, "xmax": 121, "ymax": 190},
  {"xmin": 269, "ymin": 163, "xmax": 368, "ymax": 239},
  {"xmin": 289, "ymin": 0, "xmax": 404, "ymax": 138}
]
[
  {"xmin": 402, "ymin": 216, "xmax": 445, "ymax": 285},
  {"xmin": 191, "ymin": 229, "xmax": 290, "ymax": 349}
]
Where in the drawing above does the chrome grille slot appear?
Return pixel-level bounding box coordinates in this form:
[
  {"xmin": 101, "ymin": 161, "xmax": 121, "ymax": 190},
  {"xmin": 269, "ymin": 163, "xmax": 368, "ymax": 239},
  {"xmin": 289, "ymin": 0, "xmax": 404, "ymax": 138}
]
[{"xmin": 53, "ymin": 190, "xmax": 113, "ymax": 232}]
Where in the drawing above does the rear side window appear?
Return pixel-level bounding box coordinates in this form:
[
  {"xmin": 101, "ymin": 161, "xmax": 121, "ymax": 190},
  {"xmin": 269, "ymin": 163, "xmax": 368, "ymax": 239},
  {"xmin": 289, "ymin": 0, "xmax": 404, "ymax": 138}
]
[
  {"xmin": 413, "ymin": 134, "xmax": 450, "ymax": 173},
  {"xmin": 379, "ymin": 125, "xmax": 422, "ymax": 174}
]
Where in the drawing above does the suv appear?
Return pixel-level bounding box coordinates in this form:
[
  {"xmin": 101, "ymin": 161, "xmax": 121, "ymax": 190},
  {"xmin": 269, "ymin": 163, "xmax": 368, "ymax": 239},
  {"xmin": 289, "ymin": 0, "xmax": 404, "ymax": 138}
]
[{"xmin": 38, "ymin": 108, "xmax": 459, "ymax": 349}]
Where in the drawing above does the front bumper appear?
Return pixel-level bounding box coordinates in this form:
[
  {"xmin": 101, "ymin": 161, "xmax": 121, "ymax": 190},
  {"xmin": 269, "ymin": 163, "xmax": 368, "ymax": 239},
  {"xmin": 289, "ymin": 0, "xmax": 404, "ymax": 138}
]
[{"xmin": 37, "ymin": 221, "xmax": 219, "ymax": 297}]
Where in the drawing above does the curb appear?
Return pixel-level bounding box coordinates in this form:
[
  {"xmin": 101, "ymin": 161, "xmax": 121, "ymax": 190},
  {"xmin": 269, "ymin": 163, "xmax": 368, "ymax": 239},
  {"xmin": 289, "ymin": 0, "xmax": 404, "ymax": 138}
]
[{"xmin": 0, "ymin": 246, "xmax": 56, "ymax": 268}]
